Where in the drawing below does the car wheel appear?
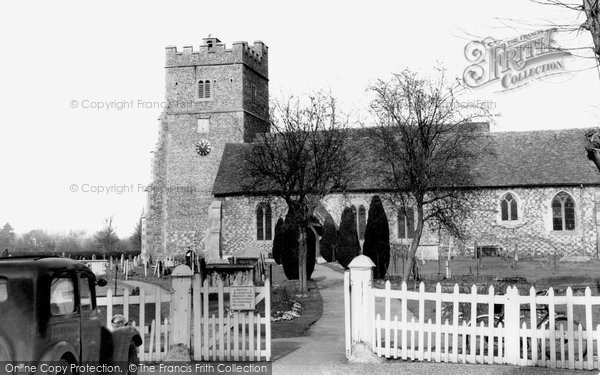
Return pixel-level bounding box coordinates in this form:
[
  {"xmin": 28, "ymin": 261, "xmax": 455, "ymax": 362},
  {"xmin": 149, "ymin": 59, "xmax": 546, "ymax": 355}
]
[
  {"xmin": 57, "ymin": 358, "xmax": 75, "ymax": 375},
  {"xmin": 127, "ymin": 341, "xmax": 139, "ymax": 375}
]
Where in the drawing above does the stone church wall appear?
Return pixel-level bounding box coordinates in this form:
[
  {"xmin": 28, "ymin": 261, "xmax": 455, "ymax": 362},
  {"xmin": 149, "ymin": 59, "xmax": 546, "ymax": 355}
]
[
  {"xmin": 453, "ymin": 186, "xmax": 600, "ymax": 257},
  {"xmin": 217, "ymin": 187, "xmax": 600, "ymax": 259}
]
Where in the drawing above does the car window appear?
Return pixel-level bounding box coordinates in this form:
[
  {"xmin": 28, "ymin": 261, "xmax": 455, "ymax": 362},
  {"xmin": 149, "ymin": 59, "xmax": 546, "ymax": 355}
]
[
  {"xmin": 79, "ymin": 274, "xmax": 94, "ymax": 311},
  {"xmin": 50, "ymin": 277, "xmax": 75, "ymax": 315},
  {"xmin": 0, "ymin": 278, "xmax": 6, "ymax": 302}
]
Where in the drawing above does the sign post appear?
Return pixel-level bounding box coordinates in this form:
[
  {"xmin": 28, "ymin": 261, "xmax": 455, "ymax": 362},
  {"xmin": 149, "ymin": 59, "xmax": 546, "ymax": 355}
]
[{"xmin": 230, "ymin": 286, "xmax": 255, "ymax": 310}]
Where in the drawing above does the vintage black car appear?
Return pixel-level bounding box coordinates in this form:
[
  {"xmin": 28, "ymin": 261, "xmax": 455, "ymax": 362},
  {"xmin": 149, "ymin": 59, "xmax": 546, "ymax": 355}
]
[{"xmin": 0, "ymin": 256, "xmax": 141, "ymax": 374}]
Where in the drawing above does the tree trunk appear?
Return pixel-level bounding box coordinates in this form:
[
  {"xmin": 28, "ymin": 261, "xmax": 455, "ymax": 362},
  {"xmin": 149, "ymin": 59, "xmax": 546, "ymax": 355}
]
[
  {"xmin": 298, "ymin": 225, "xmax": 308, "ymax": 294},
  {"xmin": 402, "ymin": 204, "xmax": 425, "ymax": 283},
  {"xmin": 583, "ymin": 0, "xmax": 600, "ymax": 66}
]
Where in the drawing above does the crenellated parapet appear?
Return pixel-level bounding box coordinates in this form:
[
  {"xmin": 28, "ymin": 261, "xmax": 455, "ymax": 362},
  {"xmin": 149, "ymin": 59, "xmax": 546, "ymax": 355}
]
[{"xmin": 165, "ymin": 38, "xmax": 268, "ymax": 78}]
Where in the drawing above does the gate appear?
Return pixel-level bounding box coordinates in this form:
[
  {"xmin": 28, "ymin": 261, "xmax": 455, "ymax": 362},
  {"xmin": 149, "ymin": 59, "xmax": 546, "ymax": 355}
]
[
  {"xmin": 167, "ymin": 264, "xmax": 271, "ymax": 362},
  {"xmin": 191, "ymin": 275, "xmax": 271, "ymax": 361}
]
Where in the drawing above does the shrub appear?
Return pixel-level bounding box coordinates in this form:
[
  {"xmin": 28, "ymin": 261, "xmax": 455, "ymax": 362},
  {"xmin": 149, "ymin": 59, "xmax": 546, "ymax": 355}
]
[
  {"xmin": 272, "ymin": 218, "xmax": 285, "ymax": 264},
  {"xmin": 363, "ymin": 195, "xmax": 390, "ymax": 279},
  {"xmin": 280, "ymin": 216, "xmax": 317, "ymax": 280},
  {"xmin": 336, "ymin": 206, "xmax": 360, "ymax": 269},
  {"xmin": 319, "ymin": 214, "xmax": 338, "ymax": 262}
]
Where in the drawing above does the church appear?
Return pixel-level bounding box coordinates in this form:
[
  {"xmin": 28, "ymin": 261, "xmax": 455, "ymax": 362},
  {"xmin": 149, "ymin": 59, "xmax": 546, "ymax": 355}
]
[{"xmin": 143, "ymin": 37, "xmax": 600, "ymax": 262}]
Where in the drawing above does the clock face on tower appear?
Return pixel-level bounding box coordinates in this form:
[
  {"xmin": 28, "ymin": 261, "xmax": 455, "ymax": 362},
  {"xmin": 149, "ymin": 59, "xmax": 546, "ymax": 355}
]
[{"xmin": 195, "ymin": 139, "xmax": 211, "ymax": 156}]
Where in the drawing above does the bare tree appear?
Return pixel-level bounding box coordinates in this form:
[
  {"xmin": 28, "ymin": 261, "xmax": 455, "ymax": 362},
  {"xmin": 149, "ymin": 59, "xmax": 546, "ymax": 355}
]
[
  {"xmin": 16, "ymin": 229, "xmax": 56, "ymax": 255},
  {"xmin": 367, "ymin": 68, "xmax": 493, "ymax": 282},
  {"xmin": 0, "ymin": 223, "xmax": 16, "ymax": 251},
  {"xmin": 129, "ymin": 214, "xmax": 143, "ymax": 255},
  {"xmin": 531, "ymin": 0, "xmax": 600, "ymax": 68},
  {"xmin": 246, "ymin": 92, "xmax": 357, "ymax": 293},
  {"xmin": 94, "ymin": 217, "xmax": 120, "ymax": 257}
]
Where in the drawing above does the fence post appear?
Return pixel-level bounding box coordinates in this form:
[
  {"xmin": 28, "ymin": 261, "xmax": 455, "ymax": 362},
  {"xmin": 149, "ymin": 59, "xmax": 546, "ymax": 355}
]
[
  {"xmin": 504, "ymin": 286, "xmax": 521, "ymax": 364},
  {"xmin": 348, "ymin": 255, "xmax": 376, "ymax": 353},
  {"xmin": 167, "ymin": 264, "xmax": 193, "ymax": 361}
]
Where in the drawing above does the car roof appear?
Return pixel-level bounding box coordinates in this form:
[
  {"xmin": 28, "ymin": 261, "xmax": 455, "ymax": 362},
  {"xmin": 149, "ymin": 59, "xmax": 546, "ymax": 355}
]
[{"xmin": 0, "ymin": 256, "xmax": 92, "ymax": 276}]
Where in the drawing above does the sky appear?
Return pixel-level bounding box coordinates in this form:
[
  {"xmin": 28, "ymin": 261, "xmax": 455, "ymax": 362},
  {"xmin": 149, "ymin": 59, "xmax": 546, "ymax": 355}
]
[{"xmin": 0, "ymin": 0, "xmax": 599, "ymax": 237}]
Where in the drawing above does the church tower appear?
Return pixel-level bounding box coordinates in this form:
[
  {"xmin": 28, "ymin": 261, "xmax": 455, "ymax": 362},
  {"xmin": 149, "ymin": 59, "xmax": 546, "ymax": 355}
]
[{"xmin": 144, "ymin": 37, "xmax": 269, "ymax": 259}]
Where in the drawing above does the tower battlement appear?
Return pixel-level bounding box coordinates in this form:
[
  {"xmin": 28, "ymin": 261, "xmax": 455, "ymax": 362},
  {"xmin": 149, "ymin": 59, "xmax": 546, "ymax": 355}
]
[
  {"xmin": 165, "ymin": 38, "xmax": 268, "ymax": 78},
  {"xmin": 147, "ymin": 35, "xmax": 270, "ymax": 260}
]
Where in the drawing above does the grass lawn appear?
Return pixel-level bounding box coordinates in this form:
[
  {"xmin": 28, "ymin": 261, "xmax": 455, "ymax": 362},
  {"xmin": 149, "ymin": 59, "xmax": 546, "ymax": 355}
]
[
  {"xmin": 385, "ymin": 256, "xmax": 600, "ymax": 291},
  {"xmin": 269, "ymin": 262, "xmax": 323, "ymax": 339}
]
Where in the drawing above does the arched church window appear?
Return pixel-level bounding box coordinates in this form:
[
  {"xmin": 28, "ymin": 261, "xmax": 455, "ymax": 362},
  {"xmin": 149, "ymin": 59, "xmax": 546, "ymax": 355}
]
[
  {"xmin": 198, "ymin": 81, "xmax": 204, "ymax": 99},
  {"xmin": 204, "ymin": 80, "xmax": 211, "ymax": 98},
  {"xmin": 500, "ymin": 193, "xmax": 518, "ymax": 221},
  {"xmin": 198, "ymin": 79, "xmax": 211, "ymax": 99},
  {"xmin": 357, "ymin": 205, "xmax": 366, "ymax": 240},
  {"xmin": 264, "ymin": 204, "xmax": 272, "ymax": 240},
  {"xmin": 552, "ymin": 192, "xmax": 575, "ymax": 231},
  {"xmin": 256, "ymin": 203, "xmax": 272, "ymax": 240},
  {"xmin": 398, "ymin": 207, "xmax": 414, "ymax": 239}
]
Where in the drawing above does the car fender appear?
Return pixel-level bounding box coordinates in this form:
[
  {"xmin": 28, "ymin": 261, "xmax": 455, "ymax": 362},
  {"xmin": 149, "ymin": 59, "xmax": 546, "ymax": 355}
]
[
  {"xmin": 0, "ymin": 334, "xmax": 13, "ymax": 361},
  {"xmin": 35, "ymin": 341, "xmax": 78, "ymax": 375},
  {"xmin": 111, "ymin": 326, "xmax": 142, "ymax": 363}
]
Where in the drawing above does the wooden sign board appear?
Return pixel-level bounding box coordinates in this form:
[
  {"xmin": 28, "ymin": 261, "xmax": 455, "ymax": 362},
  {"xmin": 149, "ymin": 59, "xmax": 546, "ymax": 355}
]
[{"xmin": 230, "ymin": 286, "xmax": 255, "ymax": 310}]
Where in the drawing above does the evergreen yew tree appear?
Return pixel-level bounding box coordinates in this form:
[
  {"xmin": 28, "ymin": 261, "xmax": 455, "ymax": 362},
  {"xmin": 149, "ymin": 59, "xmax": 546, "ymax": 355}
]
[
  {"xmin": 271, "ymin": 217, "xmax": 285, "ymax": 264},
  {"xmin": 336, "ymin": 206, "xmax": 360, "ymax": 269},
  {"xmin": 363, "ymin": 195, "xmax": 390, "ymax": 279},
  {"xmin": 319, "ymin": 214, "xmax": 338, "ymax": 262}
]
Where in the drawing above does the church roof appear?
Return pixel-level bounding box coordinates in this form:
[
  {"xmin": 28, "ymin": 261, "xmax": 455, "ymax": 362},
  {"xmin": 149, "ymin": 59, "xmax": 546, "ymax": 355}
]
[{"xmin": 212, "ymin": 127, "xmax": 600, "ymax": 196}]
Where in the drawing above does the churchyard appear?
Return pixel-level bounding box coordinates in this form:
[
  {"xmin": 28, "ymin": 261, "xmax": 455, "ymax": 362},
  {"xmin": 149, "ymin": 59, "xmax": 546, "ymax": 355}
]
[
  {"xmin": 384, "ymin": 254, "xmax": 600, "ymax": 291},
  {"xmin": 388, "ymin": 256, "xmax": 600, "ymax": 288},
  {"xmin": 93, "ymin": 259, "xmax": 323, "ymax": 345},
  {"xmin": 375, "ymin": 254, "xmax": 600, "ymax": 321}
]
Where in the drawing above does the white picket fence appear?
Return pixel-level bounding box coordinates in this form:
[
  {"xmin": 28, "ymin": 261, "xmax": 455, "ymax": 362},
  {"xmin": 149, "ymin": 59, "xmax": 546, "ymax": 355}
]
[
  {"xmin": 191, "ymin": 275, "xmax": 271, "ymax": 361},
  {"xmin": 345, "ymin": 255, "xmax": 600, "ymax": 371},
  {"xmin": 96, "ymin": 287, "xmax": 172, "ymax": 362},
  {"xmin": 94, "ymin": 264, "xmax": 271, "ymax": 363}
]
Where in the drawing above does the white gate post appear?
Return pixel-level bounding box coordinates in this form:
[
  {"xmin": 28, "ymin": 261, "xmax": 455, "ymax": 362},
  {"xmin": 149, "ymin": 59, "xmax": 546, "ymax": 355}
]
[
  {"xmin": 167, "ymin": 264, "xmax": 193, "ymax": 361},
  {"xmin": 504, "ymin": 286, "xmax": 521, "ymax": 364},
  {"xmin": 348, "ymin": 255, "xmax": 376, "ymax": 352}
]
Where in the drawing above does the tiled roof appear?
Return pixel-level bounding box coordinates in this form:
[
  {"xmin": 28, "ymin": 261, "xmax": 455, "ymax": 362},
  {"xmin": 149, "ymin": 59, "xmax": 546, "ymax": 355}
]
[{"xmin": 212, "ymin": 128, "xmax": 600, "ymax": 196}]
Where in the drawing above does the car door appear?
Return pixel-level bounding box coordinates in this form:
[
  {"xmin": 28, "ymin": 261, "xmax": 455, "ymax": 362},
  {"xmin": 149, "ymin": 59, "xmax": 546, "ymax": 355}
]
[
  {"xmin": 78, "ymin": 271, "xmax": 101, "ymax": 363},
  {"xmin": 48, "ymin": 272, "xmax": 80, "ymax": 360}
]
